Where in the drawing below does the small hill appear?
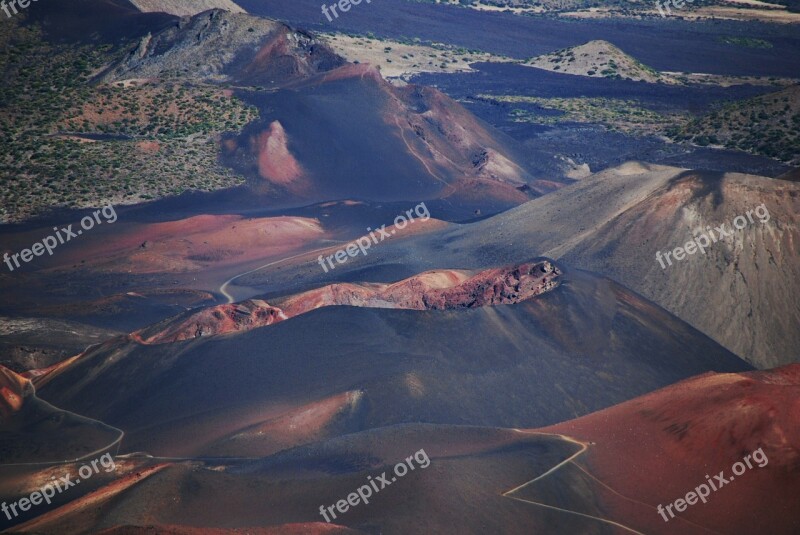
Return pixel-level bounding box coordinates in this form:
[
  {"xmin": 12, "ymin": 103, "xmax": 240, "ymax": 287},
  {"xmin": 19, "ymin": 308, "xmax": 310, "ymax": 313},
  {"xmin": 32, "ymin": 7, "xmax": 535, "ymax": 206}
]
[
  {"xmin": 101, "ymin": 10, "xmax": 344, "ymax": 84},
  {"xmin": 431, "ymin": 162, "xmax": 800, "ymax": 368},
  {"xmin": 35, "ymin": 263, "xmax": 749, "ymax": 457},
  {"xmin": 544, "ymin": 365, "xmax": 800, "ymax": 535},
  {"xmin": 526, "ymin": 40, "xmax": 667, "ymax": 83},
  {"xmin": 668, "ymin": 85, "xmax": 800, "ymax": 164},
  {"xmin": 128, "ymin": 0, "xmax": 245, "ymax": 16}
]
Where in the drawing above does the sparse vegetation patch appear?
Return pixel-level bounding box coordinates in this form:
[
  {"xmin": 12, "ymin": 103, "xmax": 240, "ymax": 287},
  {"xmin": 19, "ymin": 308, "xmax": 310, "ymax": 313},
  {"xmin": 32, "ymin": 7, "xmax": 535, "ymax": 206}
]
[{"xmin": 0, "ymin": 18, "xmax": 258, "ymax": 223}]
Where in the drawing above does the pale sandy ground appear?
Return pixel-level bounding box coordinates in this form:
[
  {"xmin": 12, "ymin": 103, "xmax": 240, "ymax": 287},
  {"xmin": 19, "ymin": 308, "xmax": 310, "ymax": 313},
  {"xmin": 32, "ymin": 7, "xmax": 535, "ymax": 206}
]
[
  {"xmin": 320, "ymin": 33, "xmax": 514, "ymax": 82},
  {"xmin": 331, "ymin": 32, "xmax": 797, "ymax": 88},
  {"xmin": 663, "ymin": 72, "xmax": 798, "ymax": 87},
  {"xmin": 563, "ymin": 5, "xmax": 800, "ymax": 23},
  {"xmin": 438, "ymin": 0, "xmax": 545, "ymax": 15},
  {"xmin": 468, "ymin": 4, "xmax": 544, "ymax": 14},
  {"xmin": 526, "ymin": 40, "xmax": 666, "ymax": 83},
  {"xmin": 110, "ymin": 78, "xmax": 154, "ymax": 88},
  {"xmin": 433, "ymin": 0, "xmax": 799, "ymax": 23},
  {"xmin": 128, "ymin": 0, "xmax": 245, "ymax": 16},
  {"xmin": 524, "ymin": 40, "xmax": 798, "ymax": 87},
  {"xmin": 686, "ymin": 5, "xmax": 800, "ymax": 22},
  {"xmin": 721, "ymin": 0, "xmax": 786, "ymax": 7}
]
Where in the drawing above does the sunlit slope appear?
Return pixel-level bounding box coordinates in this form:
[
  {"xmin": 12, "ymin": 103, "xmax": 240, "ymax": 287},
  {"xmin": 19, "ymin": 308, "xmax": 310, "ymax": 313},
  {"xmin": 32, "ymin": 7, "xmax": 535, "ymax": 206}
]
[{"xmin": 431, "ymin": 162, "xmax": 800, "ymax": 368}]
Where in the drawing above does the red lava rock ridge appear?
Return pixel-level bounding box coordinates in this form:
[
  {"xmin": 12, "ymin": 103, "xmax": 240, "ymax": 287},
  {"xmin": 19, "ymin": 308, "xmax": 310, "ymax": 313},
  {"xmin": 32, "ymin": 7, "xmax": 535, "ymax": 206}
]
[{"xmin": 134, "ymin": 260, "xmax": 562, "ymax": 344}]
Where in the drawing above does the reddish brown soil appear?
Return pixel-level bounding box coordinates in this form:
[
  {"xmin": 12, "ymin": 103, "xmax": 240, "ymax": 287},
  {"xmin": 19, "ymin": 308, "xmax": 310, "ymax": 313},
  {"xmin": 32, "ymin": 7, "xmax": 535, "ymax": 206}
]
[
  {"xmin": 54, "ymin": 214, "xmax": 326, "ymax": 274},
  {"xmin": 286, "ymin": 259, "xmax": 561, "ymax": 312},
  {"xmin": 253, "ymin": 120, "xmax": 306, "ymax": 191},
  {"xmin": 22, "ymin": 354, "xmax": 84, "ymax": 388},
  {"xmin": 135, "ymin": 140, "xmax": 161, "ymax": 154},
  {"xmin": 0, "ymin": 366, "xmax": 33, "ymax": 419},
  {"xmin": 540, "ymin": 365, "xmax": 800, "ymax": 535},
  {"xmin": 440, "ymin": 178, "xmax": 531, "ymax": 205},
  {"xmin": 26, "ymin": 337, "xmax": 124, "ymax": 390},
  {"xmin": 59, "ymin": 84, "xmax": 235, "ymax": 134},
  {"xmin": 241, "ymin": 29, "xmax": 345, "ymax": 85},
  {"xmin": 312, "ymin": 63, "xmax": 384, "ymax": 85}
]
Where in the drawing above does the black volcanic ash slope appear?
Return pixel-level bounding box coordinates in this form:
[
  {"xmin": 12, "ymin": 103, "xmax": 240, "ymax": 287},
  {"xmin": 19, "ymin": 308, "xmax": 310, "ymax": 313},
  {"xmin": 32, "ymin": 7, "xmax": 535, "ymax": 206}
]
[
  {"xmin": 411, "ymin": 162, "xmax": 800, "ymax": 369},
  {"xmin": 35, "ymin": 264, "xmax": 750, "ymax": 458}
]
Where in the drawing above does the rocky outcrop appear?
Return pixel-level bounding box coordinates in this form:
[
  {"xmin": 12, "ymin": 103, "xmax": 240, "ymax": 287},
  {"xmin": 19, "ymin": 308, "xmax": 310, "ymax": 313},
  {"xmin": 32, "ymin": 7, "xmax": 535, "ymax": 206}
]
[
  {"xmin": 133, "ymin": 260, "xmax": 562, "ymax": 344},
  {"xmin": 132, "ymin": 299, "xmax": 287, "ymax": 344},
  {"xmin": 102, "ymin": 10, "xmax": 344, "ymax": 85}
]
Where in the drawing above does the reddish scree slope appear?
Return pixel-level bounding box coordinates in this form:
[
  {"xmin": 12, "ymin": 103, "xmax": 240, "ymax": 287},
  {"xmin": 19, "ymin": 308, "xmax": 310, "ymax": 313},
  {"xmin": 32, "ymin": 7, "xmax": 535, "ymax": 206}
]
[
  {"xmin": 51, "ymin": 214, "xmax": 325, "ymax": 274},
  {"xmin": 0, "ymin": 366, "xmax": 33, "ymax": 420},
  {"xmin": 386, "ymin": 82, "xmax": 535, "ymax": 188},
  {"xmin": 539, "ymin": 365, "xmax": 800, "ymax": 535},
  {"xmin": 132, "ymin": 260, "xmax": 561, "ymax": 344}
]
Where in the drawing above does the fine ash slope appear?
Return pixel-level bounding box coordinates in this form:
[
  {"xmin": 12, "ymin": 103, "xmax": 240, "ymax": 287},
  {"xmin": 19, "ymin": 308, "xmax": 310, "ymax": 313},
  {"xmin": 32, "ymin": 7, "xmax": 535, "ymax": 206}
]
[
  {"xmin": 12, "ymin": 366, "xmax": 797, "ymax": 534},
  {"xmin": 4, "ymin": 426, "xmax": 587, "ymax": 535},
  {"xmin": 0, "ymin": 367, "xmax": 122, "ymax": 465},
  {"xmin": 34, "ymin": 262, "xmax": 750, "ymax": 459},
  {"xmin": 430, "ymin": 162, "xmax": 800, "ymax": 368},
  {"xmin": 222, "ymin": 63, "xmax": 542, "ymax": 210}
]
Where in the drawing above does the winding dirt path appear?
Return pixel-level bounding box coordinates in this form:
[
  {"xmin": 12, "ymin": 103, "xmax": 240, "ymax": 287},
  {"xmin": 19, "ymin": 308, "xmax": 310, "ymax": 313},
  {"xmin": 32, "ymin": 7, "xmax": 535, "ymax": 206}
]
[
  {"xmin": 501, "ymin": 429, "xmax": 648, "ymax": 535},
  {"xmin": 219, "ymin": 244, "xmax": 342, "ymax": 304}
]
